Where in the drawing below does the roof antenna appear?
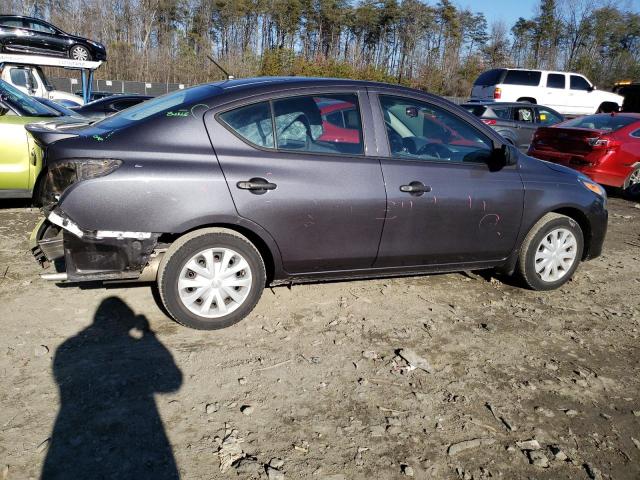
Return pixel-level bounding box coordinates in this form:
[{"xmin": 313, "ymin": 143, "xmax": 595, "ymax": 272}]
[{"xmin": 207, "ymin": 55, "xmax": 234, "ymax": 80}]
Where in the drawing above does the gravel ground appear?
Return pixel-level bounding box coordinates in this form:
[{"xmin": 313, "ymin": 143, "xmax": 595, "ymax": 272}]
[{"xmin": 0, "ymin": 197, "xmax": 639, "ymax": 480}]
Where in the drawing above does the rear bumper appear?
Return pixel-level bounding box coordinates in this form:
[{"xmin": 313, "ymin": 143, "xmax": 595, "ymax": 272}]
[
  {"xmin": 31, "ymin": 209, "xmax": 159, "ymax": 282},
  {"xmin": 528, "ymin": 149, "xmax": 627, "ymax": 187}
]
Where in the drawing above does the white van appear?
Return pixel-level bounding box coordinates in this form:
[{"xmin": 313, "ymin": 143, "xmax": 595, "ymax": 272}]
[
  {"xmin": 470, "ymin": 69, "xmax": 623, "ymax": 116},
  {"xmin": 1, "ymin": 64, "xmax": 83, "ymax": 106}
]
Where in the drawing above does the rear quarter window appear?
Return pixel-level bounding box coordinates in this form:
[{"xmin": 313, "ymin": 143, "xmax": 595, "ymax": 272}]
[
  {"xmin": 473, "ymin": 69, "xmax": 505, "ymax": 86},
  {"xmin": 563, "ymin": 115, "xmax": 637, "ymax": 131},
  {"xmin": 219, "ymin": 102, "xmax": 274, "ymax": 149},
  {"xmin": 503, "ymin": 70, "xmax": 542, "ymax": 86}
]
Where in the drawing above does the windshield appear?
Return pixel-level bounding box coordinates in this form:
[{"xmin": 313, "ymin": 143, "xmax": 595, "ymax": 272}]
[
  {"xmin": 562, "ymin": 114, "xmax": 637, "ymax": 131},
  {"xmin": 0, "ymin": 79, "xmax": 60, "ymax": 117},
  {"xmin": 94, "ymin": 84, "xmax": 218, "ymax": 130}
]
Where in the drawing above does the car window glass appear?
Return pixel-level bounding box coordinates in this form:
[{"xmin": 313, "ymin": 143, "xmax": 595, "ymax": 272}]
[
  {"xmin": 113, "ymin": 100, "xmax": 142, "ymax": 111},
  {"xmin": 27, "ymin": 21, "xmax": 56, "ymax": 33},
  {"xmin": 324, "ymin": 110, "xmax": 344, "ymax": 128},
  {"xmin": 462, "ymin": 105, "xmax": 487, "ymax": 116},
  {"xmin": 503, "ymin": 70, "xmax": 541, "ymax": 86},
  {"xmin": 9, "ymin": 69, "xmax": 29, "ymax": 88},
  {"xmin": 1, "ymin": 19, "xmax": 24, "ymax": 28},
  {"xmin": 380, "ymin": 95, "xmax": 492, "ymax": 164},
  {"xmin": 537, "ymin": 108, "xmax": 562, "ymax": 125},
  {"xmin": 219, "ymin": 101, "xmax": 274, "ymax": 149},
  {"xmin": 491, "ymin": 107, "xmax": 511, "ymax": 119},
  {"xmin": 546, "ymin": 74, "xmax": 566, "ymax": 89},
  {"xmin": 570, "ymin": 75, "xmax": 591, "ymax": 91},
  {"xmin": 514, "ymin": 107, "xmax": 534, "ymax": 123},
  {"xmin": 273, "ymin": 94, "xmax": 363, "ymax": 155},
  {"xmin": 0, "ymin": 79, "xmax": 59, "ymax": 116},
  {"xmin": 473, "ymin": 69, "xmax": 505, "ymax": 86},
  {"xmin": 632, "ymin": 129, "xmax": 640, "ymax": 138},
  {"xmin": 562, "ymin": 114, "xmax": 636, "ymax": 131}
]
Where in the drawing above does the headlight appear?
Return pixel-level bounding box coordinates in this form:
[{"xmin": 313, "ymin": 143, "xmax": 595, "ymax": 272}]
[
  {"xmin": 579, "ymin": 178, "xmax": 606, "ymax": 197},
  {"xmin": 42, "ymin": 159, "xmax": 122, "ymax": 206}
]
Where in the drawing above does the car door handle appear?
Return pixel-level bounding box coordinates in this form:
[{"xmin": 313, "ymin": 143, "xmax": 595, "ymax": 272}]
[
  {"xmin": 400, "ymin": 181, "xmax": 431, "ymax": 196},
  {"xmin": 237, "ymin": 178, "xmax": 277, "ymax": 193}
]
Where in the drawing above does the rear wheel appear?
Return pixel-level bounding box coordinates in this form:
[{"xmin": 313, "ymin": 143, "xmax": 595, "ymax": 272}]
[
  {"xmin": 157, "ymin": 228, "xmax": 266, "ymax": 330},
  {"xmin": 596, "ymin": 102, "xmax": 619, "ymax": 113},
  {"xmin": 69, "ymin": 45, "xmax": 91, "ymax": 61},
  {"xmin": 517, "ymin": 213, "xmax": 584, "ymax": 291},
  {"xmin": 623, "ymin": 167, "xmax": 640, "ymax": 200}
]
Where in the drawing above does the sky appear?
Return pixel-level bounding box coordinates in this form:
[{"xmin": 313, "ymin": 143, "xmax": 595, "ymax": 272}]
[{"xmin": 456, "ymin": 0, "xmax": 640, "ymax": 29}]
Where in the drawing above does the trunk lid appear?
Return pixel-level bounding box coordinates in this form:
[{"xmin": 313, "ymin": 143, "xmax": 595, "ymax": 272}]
[{"xmin": 532, "ymin": 127, "xmax": 609, "ymax": 154}]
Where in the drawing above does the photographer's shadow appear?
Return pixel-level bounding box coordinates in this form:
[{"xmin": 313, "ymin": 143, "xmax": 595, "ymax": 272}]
[{"xmin": 42, "ymin": 297, "xmax": 183, "ymax": 479}]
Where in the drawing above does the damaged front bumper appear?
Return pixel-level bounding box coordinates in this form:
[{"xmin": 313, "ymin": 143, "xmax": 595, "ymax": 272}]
[{"xmin": 31, "ymin": 208, "xmax": 161, "ymax": 282}]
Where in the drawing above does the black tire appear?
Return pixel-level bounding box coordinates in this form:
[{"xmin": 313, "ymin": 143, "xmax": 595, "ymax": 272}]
[
  {"xmin": 622, "ymin": 167, "xmax": 640, "ymax": 200},
  {"xmin": 157, "ymin": 228, "xmax": 266, "ymax": 330},
  {"xmin": 517, "ymin": 213, "xmax": 584, "ymax": 291},
  {"xmin": 69, "ymin": 45, "xmax": 92, "ymax": 61}
]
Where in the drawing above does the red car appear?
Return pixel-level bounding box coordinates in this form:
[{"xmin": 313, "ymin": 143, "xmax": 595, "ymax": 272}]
[{"xmin": 528, "ymin": 113, "xmax": 640, "ymax": 198}]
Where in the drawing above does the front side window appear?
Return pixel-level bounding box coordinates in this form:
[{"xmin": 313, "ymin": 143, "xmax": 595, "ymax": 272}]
[
  {"xmin": 219, "ymin": 102, "xmax": 274, "ymax": 149},
  {"xmin": 537, "ymin": 108, "xmax": 562, "ymax": 126},
  {"xmin": 9, "ymin": 68, "xmax": 30, "ymax": 88},
  {"xmin": 273, "ymin": 94, "xmax": 363, "ymax": 155},
  {"xmin": 631, "ymin": 129, "xmax": 640, "ymax": 138},
  {"xmin": 380, "ymin": 95, "xmax": 492, "ymax": 164},
  {"xmin": 547, "ymin": 74, "xmax": 566, "ymax": 89},
  {"xmin": 514, "ymin": 106, "xmax": 535, "ymax": 123},
  {"xmin": 570, "ymin": 75, "xmax": 591, "ymax": 91},
  {"xmin": 503, "ymin": 70, "xmax": 541, "ymax": 86}
]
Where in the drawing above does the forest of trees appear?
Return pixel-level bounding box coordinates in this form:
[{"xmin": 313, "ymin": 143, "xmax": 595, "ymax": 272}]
[{"xmin": 4, "ymin": 0, "xmax": 640, "ymax": 96}]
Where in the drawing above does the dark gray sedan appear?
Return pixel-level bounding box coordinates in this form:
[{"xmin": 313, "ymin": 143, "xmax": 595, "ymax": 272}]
[
  {"xmin": 462, "ymin": 102, "xmax": 564, "ymax": 151},
  {"xmin": 28, "ymin": 78, "xmax": 607, "ymax": 330}
]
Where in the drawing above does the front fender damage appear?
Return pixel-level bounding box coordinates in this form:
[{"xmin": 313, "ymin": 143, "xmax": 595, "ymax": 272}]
[{"xmin": 34, "ymin": 208, "xmax": 160, "ymax": 282}]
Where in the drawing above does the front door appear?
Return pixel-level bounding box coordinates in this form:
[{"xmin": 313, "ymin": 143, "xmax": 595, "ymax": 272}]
[
  {"xmin": 371, "ymin": 93, "xmax": 524, "ymax": 267},
  {"xmin": 205, "ymin": 90, "xmax": 386, "ymax": 273}
]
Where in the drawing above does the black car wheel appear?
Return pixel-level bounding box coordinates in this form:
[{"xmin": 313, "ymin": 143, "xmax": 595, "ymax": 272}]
[
  {"xmin": 157, "ymin": 228, "xmax": 266, "ymax": 330},
  {"xmin": 623, "ymin": 167, "xmax": 640, "ymax": 200},
  {"xmin": 69, "ymin": 45, "xmax": 91, "ymax": 61},
  {"xmin": 517, "ymin": 213, "xmax": 584, "ymax": 291}
]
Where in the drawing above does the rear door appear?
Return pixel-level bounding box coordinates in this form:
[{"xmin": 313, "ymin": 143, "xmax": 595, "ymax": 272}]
[
  {"xmin": 511, "ymin": 105, "xmax": 538, "ymax": 151},
  {"xmin": 543, "ymin": 73, "xmax": 567, "ymax": 111},
  {"xmin": 370, "ymin": 91, "xmax": 524, "ymax": 267},
  {"xmin": 205, "ymin": 89, "xmax": 387, "ymax": 274}
]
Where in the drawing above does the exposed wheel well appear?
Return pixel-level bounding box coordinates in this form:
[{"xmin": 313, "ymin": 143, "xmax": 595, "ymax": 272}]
[
  {"xmin": 160, "ymin": 224, "xmax": 276, "ymax": 283},
  {"xmin": 517, "ymin": 97, "xmax": 536, "ymax": 104},
  {"xmin": 597, "ymin": 102, "xmax": 619, "ymax": 113},
  {"xmin": 551, "ymin": 208, "xmax": 591, "ymax": 259}
]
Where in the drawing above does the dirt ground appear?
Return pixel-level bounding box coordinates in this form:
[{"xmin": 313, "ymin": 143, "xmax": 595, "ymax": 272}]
[{"xmin": 0, "ymin": 196, "xmax": 639, "ymax": 480}]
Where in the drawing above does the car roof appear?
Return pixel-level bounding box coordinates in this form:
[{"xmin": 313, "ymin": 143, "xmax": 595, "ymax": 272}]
[
  {"xmin": 0, "ymin": 15, "xmax": 50, "ymax": 22},
  {"xmin": 462, "ymin": 102, "xmax": 544, "ymax": 108}
]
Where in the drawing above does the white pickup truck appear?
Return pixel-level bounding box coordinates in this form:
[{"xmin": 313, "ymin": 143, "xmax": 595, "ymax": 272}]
[
  {"xmin": 0, "ymin": 64, "xmax": 83, "ymax": 105},
  {"xmin": 470, "ymin": 68, "xmax": 624, "ymax": 116}
]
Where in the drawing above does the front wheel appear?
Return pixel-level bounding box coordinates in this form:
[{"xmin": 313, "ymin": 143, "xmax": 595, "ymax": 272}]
[
  {"xmin": 157, "ymin": 229, "xmax": 266, "ymax": 330},
  {"xmin": 517, "ymin": 213, "xmax": 584, "ymax": 291},
  {"xmin": 69, "ymin": 45, "xmax": 91, "ymax": 61}
]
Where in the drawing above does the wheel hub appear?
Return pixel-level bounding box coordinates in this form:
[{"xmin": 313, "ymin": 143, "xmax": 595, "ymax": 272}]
[{"xmin": 534, "ymin": 228, "xmax": 577, "ymax": 283}]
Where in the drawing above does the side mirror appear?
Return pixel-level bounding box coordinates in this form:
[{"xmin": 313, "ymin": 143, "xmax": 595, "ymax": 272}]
[
  {"xmin": 489, "ymin": 143, "xmax": 518, "ymax": 170},
  {"xmin": 589, "ymin": 85, "xmax": 597, "ymax": 92}
]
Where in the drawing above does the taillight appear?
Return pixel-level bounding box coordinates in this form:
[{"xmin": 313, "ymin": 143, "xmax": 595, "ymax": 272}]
[
  {"xmin": 481, "ymin": 119, "xmax": 497, "ymax": 125},
  {"xmin": 493, "ymin": 87, "xmax": 502, "ymax": 99}
]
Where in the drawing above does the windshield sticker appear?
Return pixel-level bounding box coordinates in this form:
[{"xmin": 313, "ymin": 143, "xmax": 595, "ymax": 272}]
[{"xmin": 166, "ymin": 110, "xmax": 189, "ymax": 117}]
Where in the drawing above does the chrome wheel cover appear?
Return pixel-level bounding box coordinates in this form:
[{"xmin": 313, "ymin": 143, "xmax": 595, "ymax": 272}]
[
  {"xmin": 177, "ymin": 247, "xmax": 252, "ymax": 318},
  {"xmin": 628, "ymin": 169, "xmax": 640, "ymax": 195},
  {"xmin": 72, "ymin": 47, "xmax": 89, "ymax": 61},
  {"xmin": 534, "ymin": 228, "xmax": 577, "ymax": 283}
]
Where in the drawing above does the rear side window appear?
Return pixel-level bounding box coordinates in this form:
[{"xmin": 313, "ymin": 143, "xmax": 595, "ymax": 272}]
[
  {"xmin": 462, "ymin": 105, "xmax": 487, "ymax": 116},
  {"xmin": 219, "ymin": 94, "xmax": 365, "ymax": 155},
  {"xmin": 513, "ymin": 106, "xmax": 535, "ymax": 123},
  {"xmin": 503, "ymin": 70, "xmax": 541, "ymax": 86},
  {"xmin": 546, "ymin": 74, "xmax": 566, "ymax": 89},
  {"xmin": 632, "ymin": 129, "xmax": 640, "ymax": 138},
  {"xmin": 273, "ymin": 94, "xmax": 363, "ymax": 155},
  {"xmin": 473, "ymin": 69, "xmax": 505, "ymax": 86},
  {"xmin": 0, "ymin": 18, "xmax": 24, "ymax": 28},
  {"xmin": 570, "ymin": 76, "xmax": 591, "ymax": 91},
  {"xmin": 219, "ymin": 102, "xmax": 274, "ymax": 149},
  {"xmin": 563, "ymin": 115, "xmax": 637, "ymax": 131}
]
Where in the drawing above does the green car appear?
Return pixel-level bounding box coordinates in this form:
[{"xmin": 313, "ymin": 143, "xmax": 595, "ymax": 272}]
[{"xmin": 0, "ymin": 80, "xmax": 76, "ymax": 199}]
